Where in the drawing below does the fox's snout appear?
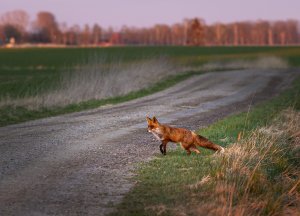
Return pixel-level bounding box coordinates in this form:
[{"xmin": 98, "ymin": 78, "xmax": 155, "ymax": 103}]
[
  {"xmin": 147, "ymin": 125, "xmax": 153, "ymax": 133},
  {"xmin": 148, "ymin": 127, "xmax": 155, "ymax": 133}
]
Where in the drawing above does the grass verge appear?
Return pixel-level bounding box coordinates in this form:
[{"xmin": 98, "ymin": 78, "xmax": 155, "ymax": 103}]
[{"xmin": 110, "ymin": 76, "xmax": 300, "ymax": 216}]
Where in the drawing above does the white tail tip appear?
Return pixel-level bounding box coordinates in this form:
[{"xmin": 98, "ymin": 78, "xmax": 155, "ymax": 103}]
[{"xmin": 219, "ymin": 147, "xmax": 225, "ymax": 153}]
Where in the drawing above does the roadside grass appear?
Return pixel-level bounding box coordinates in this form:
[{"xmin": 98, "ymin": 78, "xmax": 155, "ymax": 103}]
[{"xmin": 110, "ymin": 76, "xmax": 300, "ymax": 216}]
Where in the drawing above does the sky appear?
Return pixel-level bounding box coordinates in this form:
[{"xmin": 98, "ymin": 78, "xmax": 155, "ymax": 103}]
[{"xmin": 1, "ymin": 0, "xmax": 300, "ymax": 29}]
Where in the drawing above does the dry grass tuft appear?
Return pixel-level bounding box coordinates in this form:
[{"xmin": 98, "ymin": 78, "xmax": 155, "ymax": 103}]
[
  {"xmin": 188, "ymin": 175, "xmax": 212, "ymax": 190},
  {"xmin": 145, "ymin": 204, "xmax": 168, "ymax": 216},
  {"xmin": 191, "ymin": 108, "xmax": 300, "ymax": 216}
]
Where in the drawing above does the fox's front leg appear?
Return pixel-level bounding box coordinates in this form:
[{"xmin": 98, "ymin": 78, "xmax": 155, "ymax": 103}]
[
  {"xmin": 159, "ymin": 144, "xmax": 164, "ymax": 154},
  {"xmin": 160, "ymin": 140, "xmax": 168, "ymax": 155}
]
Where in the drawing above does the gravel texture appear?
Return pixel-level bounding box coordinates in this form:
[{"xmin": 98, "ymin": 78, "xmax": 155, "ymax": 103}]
[{"xmin": 0, "ymin": 69, "xmax": 298, "ymax": 216}]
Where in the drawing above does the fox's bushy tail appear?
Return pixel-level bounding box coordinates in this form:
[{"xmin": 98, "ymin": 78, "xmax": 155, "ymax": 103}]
[{"xmin": 196, "ymin": 134, "xmax": 224, "ymax": 153}]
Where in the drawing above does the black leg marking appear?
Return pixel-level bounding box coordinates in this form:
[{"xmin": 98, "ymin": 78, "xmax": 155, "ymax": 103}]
[{"xmin": 159, "ymin": 144, "xmax": 164, "ymax": 154}]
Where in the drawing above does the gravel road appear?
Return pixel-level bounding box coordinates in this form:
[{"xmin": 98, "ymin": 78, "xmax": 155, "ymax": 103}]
[{"xmin": 0, "ymin": 69, "xmax": 298, "ymax": 216}]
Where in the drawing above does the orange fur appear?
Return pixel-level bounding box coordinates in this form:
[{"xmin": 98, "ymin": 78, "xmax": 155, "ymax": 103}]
[{"xmin": 146, "ymin": 116, "xmax": 224, "ymax": 155}]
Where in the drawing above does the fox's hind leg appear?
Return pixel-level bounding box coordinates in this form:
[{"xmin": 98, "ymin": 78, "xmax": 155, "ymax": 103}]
[
  {"xmin": 186, "ymin": 148, "xmax": 191, "ymax": 155},
  {"xmin": 185, "ymin": 145, "xmax": 200, "ymax": 156},
  {"xmin": 182, "ymin": 144, "xmax": 193, "ymax": 156},
  {"xmin": 190, "ymin": 145, "xmax": 201, "ymax": 154}
]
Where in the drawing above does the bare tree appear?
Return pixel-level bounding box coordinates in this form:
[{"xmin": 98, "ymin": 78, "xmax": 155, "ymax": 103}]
[
  {"xmin": 212, "ymin": 23, "xmax": 225, "ymax": 45},
  {"xmin": 171, "ymin": 23, "xmax": 185, "ymax": 45},
  {"xmin": 187, "ymin": 18, "xmax": 205, "ymax": 46},
  {"xmin": 274, "ymin": 21, "xmax": 287, "ymax": 45},
  {"xmin": 0, "ymin": 10, "xmax": 29, "ymax": 43},
  {"xmin": 33, "ymin": 11, "xmax": 60, "ymax": 43},
  {"xmin": 286, "ymin": 20, "xmax": 299, "ymax": 44},
  {"xmin": 92, "ymin": 24, "xmax": 102, "ymax": 45},
  {"xmin": 82, "ymin": 24, "xmax": 91, "ymax": 45},
  {"xmin": 72, "ymin": 25, "xmax": 82, "ymax": 45},
  {"xmin": 2, "ymin": 24, "xmax": 22, "ymax": 43},
  {"xmin": 0, "ymin": 26, "xmax": 4, "ymax": 44},
  {"xmin": 0, "ymin": 10, "xmax": 29, "ymax": 31},
  {"xmin": 59, "ymin": 22, "xmax": 68, "ymax": 44}
]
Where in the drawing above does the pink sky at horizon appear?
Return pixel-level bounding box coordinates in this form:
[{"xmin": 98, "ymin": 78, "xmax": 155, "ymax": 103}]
[{"xmin": 1, "ymin": 0, "xmax": 300, "ymax": 29}]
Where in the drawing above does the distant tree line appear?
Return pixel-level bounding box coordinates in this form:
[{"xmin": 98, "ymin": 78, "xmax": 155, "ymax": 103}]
[{"xmin": 0, "ymin": 10, "xmax": 299, "ymax": 46}]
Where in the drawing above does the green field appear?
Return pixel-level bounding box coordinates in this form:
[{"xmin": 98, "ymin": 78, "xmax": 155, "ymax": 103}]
[{"xmin": 1, "ymin": 46, "xmax": 300, "ymax": 126}]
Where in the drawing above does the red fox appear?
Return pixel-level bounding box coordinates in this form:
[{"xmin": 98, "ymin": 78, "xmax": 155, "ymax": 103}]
[{"xmin": 146, "ymin": 116, "xmax": 225, "ymax": 155}]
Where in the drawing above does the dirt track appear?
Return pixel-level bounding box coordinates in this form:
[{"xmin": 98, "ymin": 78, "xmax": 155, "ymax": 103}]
[{"xmin": 0, "ymin": 69, "xmax": 298, "ymax": 215}]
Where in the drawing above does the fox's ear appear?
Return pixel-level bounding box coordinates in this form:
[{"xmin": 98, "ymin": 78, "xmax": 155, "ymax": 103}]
[
  {"xmin": 146, "ymin": 116, "xmax": 152, "ymax": 123},
  {"xmin": 153, "ymin": 116, "xmax": 158, "ymax": 123}
]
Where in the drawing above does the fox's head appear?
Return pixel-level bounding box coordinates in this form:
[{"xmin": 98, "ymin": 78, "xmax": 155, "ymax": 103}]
[{"xmin": 146, "ymin": 116, "xmax": 160, "ymax": 133}]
